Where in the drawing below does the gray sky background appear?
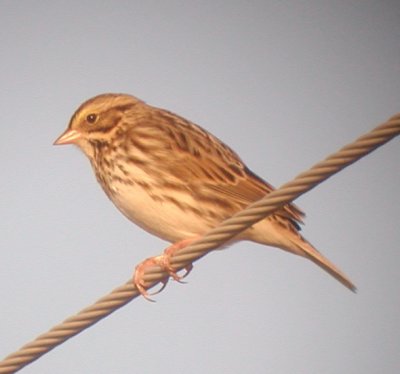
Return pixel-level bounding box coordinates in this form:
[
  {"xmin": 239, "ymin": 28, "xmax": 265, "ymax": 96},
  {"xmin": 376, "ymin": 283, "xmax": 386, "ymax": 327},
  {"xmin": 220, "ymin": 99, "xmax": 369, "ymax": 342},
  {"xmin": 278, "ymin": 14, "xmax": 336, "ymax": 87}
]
[{"xmin": 0, "ymin": 1, "xmax": 399, "ymax": 373}]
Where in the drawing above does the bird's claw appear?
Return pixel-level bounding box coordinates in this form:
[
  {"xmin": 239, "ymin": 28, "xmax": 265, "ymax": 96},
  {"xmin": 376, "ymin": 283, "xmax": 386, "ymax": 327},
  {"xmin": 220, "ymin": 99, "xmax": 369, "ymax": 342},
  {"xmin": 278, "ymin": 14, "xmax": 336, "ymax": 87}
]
[{"xmin": 133, "ymin": 237, "xmax": 198, "ymax": 301}]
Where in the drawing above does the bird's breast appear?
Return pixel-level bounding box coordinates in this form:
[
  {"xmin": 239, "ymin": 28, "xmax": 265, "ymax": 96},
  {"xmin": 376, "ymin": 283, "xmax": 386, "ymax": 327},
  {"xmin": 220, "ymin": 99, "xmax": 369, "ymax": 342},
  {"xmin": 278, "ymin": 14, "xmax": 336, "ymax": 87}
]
[{"xmin": 92, "ymin": 159, "xmax": 215, "ymax": 243}]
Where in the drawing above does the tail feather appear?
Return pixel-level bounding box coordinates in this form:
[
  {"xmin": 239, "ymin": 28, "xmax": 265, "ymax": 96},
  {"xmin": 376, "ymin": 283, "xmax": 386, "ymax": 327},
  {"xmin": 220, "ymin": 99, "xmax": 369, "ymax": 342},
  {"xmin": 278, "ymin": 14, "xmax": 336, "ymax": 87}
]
[{"xmin": 289, "ymin": 237, "xmax": 356, "ymax": 292}]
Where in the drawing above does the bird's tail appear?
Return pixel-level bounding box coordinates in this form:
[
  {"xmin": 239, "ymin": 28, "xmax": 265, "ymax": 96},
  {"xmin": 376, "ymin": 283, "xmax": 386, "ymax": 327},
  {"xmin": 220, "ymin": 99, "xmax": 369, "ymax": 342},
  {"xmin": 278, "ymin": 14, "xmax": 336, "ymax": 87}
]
[{"xmin": 288, "ymin": 236, "xmax": 356, "ymax": 292}]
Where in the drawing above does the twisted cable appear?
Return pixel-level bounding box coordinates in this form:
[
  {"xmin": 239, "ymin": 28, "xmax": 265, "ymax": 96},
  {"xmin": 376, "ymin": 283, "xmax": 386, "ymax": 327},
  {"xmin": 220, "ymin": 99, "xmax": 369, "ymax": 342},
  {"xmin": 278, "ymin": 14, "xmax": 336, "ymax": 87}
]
[{"xmin": 0, "ymin": 113, "xmax": 399, "ymax": 373}]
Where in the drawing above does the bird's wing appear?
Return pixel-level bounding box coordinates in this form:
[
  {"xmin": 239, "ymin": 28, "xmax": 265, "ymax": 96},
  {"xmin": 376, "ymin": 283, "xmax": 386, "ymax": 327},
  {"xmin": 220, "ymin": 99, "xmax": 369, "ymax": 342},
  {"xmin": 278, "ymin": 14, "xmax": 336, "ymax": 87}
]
[
  {"xmin": 204, "ymin": 165, "xmax": 304, "ymax": 226},
  {"xmin": 155, "ymin": 111, "xmax": 305, "ymax": 227}
]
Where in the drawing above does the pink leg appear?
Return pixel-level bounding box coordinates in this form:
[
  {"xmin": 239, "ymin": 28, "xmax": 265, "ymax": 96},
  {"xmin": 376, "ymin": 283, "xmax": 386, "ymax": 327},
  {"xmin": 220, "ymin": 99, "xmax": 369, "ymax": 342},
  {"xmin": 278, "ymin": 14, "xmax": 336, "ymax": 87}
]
[
  {"xmin": 133, "ymin": 237, "xmax": 199, "ymax": 301},
  {"xmin": 161, "ymin": 237, "xmax": 198, "ymax": 281}
]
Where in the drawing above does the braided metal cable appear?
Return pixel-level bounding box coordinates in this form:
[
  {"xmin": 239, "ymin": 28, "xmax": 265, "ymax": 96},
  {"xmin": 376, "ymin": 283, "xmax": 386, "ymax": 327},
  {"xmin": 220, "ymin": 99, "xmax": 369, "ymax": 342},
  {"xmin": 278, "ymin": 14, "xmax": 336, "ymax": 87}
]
[{"xmin": 0, "ymin": 113, "xmax": 399, "ymax": 373}]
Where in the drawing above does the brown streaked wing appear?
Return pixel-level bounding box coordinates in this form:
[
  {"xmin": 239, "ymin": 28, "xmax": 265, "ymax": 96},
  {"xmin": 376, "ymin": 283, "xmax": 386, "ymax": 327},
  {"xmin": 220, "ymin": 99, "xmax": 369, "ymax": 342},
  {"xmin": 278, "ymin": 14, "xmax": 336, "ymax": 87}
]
[
  {"xmin": 207, "ymin": 167, "xmax": 305, "ymax": 225},
  {"xmin": 160, "ymin": 113, "xmax": 305, "ymax": 227}
]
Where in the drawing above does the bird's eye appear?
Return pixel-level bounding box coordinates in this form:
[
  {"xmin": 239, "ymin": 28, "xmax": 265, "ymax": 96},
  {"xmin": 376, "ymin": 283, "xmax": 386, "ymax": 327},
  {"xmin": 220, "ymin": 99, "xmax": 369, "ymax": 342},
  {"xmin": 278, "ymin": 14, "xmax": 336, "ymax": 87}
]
[{"xmin": 86, "ymin": 113, "xmax": 97, "ymax": 124}]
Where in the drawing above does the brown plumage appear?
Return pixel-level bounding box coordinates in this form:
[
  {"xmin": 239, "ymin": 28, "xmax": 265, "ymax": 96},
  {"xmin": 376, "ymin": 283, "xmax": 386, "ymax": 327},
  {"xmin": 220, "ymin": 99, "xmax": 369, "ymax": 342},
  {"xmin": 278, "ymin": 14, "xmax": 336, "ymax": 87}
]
[{"xmin": 54, "ymin": 93, "xmax": 355, "ymax": 294}]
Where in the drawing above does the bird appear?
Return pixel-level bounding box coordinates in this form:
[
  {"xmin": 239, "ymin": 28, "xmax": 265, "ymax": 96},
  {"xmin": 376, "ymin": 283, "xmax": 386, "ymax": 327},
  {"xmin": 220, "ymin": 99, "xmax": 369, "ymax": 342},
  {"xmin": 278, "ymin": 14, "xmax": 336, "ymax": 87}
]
[{"xmin": 54, "ymin": 93, "xmax": 355, "ymax": 298}]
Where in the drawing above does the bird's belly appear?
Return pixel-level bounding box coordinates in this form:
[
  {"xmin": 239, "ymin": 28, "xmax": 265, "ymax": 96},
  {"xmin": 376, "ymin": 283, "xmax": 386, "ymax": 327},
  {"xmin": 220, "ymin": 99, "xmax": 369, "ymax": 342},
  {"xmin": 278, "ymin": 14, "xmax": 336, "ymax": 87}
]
[{"xmin": 107, "ymin": 183, "xmax": 214, "ymax": 243}]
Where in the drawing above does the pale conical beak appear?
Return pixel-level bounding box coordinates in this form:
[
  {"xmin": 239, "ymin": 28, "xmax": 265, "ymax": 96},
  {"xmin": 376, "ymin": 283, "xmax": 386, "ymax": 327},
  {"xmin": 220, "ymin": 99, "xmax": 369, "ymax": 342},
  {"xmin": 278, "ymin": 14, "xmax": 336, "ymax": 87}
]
[{"xmin": 53, "ymin": 129, "xmax": 81, "ymax": 145}]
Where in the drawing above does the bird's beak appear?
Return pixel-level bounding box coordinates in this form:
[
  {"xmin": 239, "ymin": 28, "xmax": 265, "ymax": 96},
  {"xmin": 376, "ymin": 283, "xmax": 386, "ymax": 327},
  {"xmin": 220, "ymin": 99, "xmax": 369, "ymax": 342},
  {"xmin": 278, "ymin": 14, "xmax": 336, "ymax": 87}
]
[{"xmin": 53, "ymin": 129, "xmax": 81, "ymax": 145}]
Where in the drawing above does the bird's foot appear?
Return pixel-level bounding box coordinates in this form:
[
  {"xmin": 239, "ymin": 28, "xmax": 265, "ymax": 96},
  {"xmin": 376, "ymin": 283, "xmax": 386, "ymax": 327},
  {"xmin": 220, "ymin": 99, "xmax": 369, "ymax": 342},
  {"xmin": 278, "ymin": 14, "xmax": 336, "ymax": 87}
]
[{"xmin": 133, "ymin": 237, "xmax": 198, "ymax": 301}]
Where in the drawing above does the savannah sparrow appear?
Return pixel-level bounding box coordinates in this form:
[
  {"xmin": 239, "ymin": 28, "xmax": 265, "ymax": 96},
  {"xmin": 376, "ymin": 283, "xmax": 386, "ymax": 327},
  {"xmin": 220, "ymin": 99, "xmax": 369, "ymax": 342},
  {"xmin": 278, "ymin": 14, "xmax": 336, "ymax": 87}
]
[{"xmin": 54, "ymin": 93, "xmax": 355, "ymax": 296}]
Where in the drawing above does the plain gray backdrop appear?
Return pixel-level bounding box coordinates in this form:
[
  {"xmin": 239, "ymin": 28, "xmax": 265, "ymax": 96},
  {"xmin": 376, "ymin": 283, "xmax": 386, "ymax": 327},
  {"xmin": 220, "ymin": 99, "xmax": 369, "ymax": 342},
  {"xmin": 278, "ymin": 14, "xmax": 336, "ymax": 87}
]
[{"xmin": 0, "ymin": 1, "xmax": 399, "ymax": 373}]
